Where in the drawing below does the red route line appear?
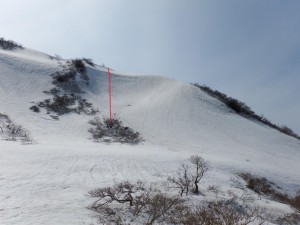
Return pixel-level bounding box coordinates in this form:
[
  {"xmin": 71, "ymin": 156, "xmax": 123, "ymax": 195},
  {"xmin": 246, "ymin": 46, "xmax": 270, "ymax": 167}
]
[{"xmin": 108, "ymin": 68, "xmax": 112, "ymax": 122}]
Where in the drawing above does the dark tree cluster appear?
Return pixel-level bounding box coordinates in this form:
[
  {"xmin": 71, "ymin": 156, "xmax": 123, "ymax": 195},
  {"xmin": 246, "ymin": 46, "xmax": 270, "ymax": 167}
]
[
  {"xmin": 193, "ymin": 84, "xmax": 300, "ymax": 140},
  {"xmin": 52, "ymin": 70, "xmax": 76, "ymax": 84},
  {"xmin": 72, "ymin": 59, "xmax": 86, "ymax": 74},
  {"xmin": 30, "ymin": 58, "xmax": 98, "ymax": 119},
  {"xmin": 194, "ymin": 84, "xmax": 255, "ymax": 116},
  {"xmin": 31, "ymin": 94, "xmax": 97, "ymax": 117},
  {"xmin": 52, "ymin": 59, "xmax": 89, "ymax": 92},
  {"xmin": 0, "ymin": 37, "xmax": 24, "ymax": 50}
]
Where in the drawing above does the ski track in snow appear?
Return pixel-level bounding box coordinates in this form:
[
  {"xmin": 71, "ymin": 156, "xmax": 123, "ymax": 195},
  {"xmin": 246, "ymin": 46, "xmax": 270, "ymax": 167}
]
[{"xmin": 0, "ymin": 48, "xmax": 300, "ymax": 224}]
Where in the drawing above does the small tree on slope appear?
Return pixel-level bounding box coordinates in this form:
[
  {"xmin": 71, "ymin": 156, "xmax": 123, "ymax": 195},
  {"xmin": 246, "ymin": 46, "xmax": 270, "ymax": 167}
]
[{"xmin": 189, "ymin": 155, "xmax": 209, "ymax": 194}]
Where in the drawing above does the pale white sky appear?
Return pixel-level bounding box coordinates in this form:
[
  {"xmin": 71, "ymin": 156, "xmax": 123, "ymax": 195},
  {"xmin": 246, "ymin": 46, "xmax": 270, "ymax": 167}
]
[{"xmin": 1, "ymin": 0, "xmax": 300, "ymax": 133}]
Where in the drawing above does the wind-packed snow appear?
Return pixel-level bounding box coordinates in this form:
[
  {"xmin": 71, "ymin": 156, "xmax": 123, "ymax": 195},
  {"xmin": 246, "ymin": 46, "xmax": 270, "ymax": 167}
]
[{"xmin": 0, "ymin": 48, "xmax": 299, "ymax": 224}]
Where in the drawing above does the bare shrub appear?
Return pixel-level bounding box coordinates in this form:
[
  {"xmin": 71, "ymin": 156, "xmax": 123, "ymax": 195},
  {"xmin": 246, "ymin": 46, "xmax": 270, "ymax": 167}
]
[
  {"xmin": 230, "ymin": 177, "xmax": 246, "ymax": 190},
  {"xmin": 0, "ymin": 123, "xmax": 3, "ymax": 133},
  {"xmin": 7, "ymin": 123, "xmax": 25, "ymax": 141},
  {"xmin": 168, "ymin": 164, "xmax": 192, "ymax": 196},
  {"xmin": 89, "ymin": 181, "xmax": 270, "ymax": 225},
  {"xmin": 143, "ymin": 193, "xmax": 187, "ymax": 225},
  {"xmin": 239, "ymin": 173, "xmax": 285, "ymax": 203},
  {"xmin": 181, "ymin": 199, "xmax": 269, "ymax": 225},
  {"xmin": 89, "ymin": 181, "xmax": 188, "ymax": 225},
  {"xmin": 0, "ymin": 117, "xmax": 6, "ymax": 132},
  {"xmin": 167, "ymin": 155, "xmax": 209, "ymax": 196},
  {"xmin": 239, "ymin": 173, "xmax": 300, "ymax": 213},
  {"xmin": 239, "ymin": 173, "xmax": 281, "ymax": 197},
  {"xmin": 88, "ymin": 117, "xmax": 104, "ymax": 139},
  {"xmin": 0, "ymin": 113, "xmax": 10, "ymax": 133},
  {"xmin": 207, "ymin": 185, "xmax": 222, "ymax": 198},
  {"xmin": 22, "ymin": 130, "xmax": 34, "ymax": 144},
  {"xmin": 89, "ymin": 181, "xmax": 145, "ymax": 209},
  {"xmin": 0, "ymin": 115, "xmax": 33, "ymax": 144},
  {"xmin": 189, "ymin": 155, "xmax": 209, "ymax": 194}
]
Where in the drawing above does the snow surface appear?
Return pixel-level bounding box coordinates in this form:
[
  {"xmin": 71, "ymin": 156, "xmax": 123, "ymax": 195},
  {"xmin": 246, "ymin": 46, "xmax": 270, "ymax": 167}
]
[{"xmin": 0, "ymin": 47, "xmax": 299, "ymax": 224}]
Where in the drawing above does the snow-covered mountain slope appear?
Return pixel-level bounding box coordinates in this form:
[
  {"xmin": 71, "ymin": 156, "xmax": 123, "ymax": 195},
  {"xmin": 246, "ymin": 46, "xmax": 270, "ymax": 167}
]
[{"xmin": 0, "ymin": 47, "xmax": 299, "ymax": 225}]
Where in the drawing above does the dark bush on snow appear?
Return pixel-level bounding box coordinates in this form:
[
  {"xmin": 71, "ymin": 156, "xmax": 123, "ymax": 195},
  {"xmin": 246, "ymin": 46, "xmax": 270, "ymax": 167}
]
[
  {"xmin": 193, "ymin": 83, "xmax": 300, "ymax": 140},
  {"xmin": 33, "ymin": 94, "xmax": 97, "ymax": 117},
  {"xmin": 52, "ymin": 71, "xmax": 76, "ymax": 84},
  {"xmin": 88, "ymin": 117, "xmax": 143, "ymax": 144},
  {"xmin": 239, "ymin": 173, "xmax": 274, "ymax": 196},
  {"xmin": 72, "ymin": 59, "xmax": 86, "ymax": 74},
  {"xmin": 41, "ymin": 95, "xmax": 75, "ymax": 115},
  {"xmin": 70, "ymin": 59, "xmax": 89, "ymax": 83},
  {"xmin": 82, "ymin": 58, "xmax": 95, "ymax": 67},
  {"xmin": 29, "ymin": 105, "xmax": 40, "ymax": 113},
  {"xmin": 194, "ymin": 84, "xmax": 255, "ymax": 116},
  {"xmin": 280, "ymin": 125, "xmax": 299, "ymax": 138},
  {"xmin": 52, "ymin": 59, "xmax": 89, "ymax": 92},
  {"xmin": 226, "ymin": 98, "xmax": 250, "ymax": 114},
  {"xmin": 0, "ymin": 37, "xmax": 23, "ymax": 50}
]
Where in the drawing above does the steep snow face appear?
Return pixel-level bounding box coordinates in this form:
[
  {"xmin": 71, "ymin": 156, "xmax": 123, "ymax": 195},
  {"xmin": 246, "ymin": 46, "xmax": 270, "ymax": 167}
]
[
  {"xmin": 0, "ymin": 48, "xmax": 59, "ymax": 139},
  {"xmin": 0, "ymin": 48, "xmax": 299, "ymax": 225},
  {"xmin": 88, "ymin": 68, "xmax": 300, "ymax": 184}
]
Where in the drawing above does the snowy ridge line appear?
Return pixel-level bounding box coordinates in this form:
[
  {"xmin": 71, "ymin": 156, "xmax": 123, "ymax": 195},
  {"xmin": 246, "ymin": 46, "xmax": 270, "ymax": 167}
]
[{"xmin": 194, "ymin": 83, "xmax": 300, "ymax": 140}]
